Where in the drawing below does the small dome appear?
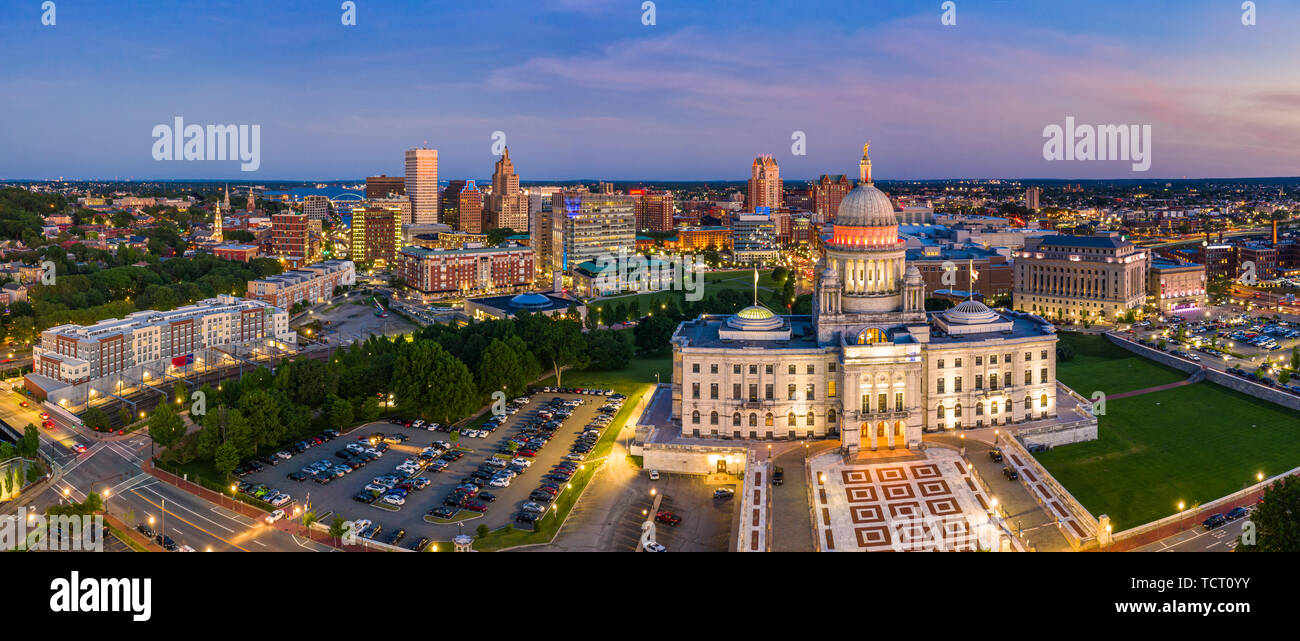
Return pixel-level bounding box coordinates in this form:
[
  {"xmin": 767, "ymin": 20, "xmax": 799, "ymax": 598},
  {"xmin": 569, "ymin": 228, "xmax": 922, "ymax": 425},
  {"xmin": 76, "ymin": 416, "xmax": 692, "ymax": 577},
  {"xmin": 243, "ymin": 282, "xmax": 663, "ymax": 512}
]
[
  {"xmin": 943, "ymin": 299, "xmax": 999, "ymax": 324},
  {"xmin": 834, "ymin": 183, "xmax": 896, "ymax": 228},
  {"xmin": 726, "ymin": 305, "xmax": 783, "ymax": 331},
  {"xmin": 736, "ymin": 305, "xmax": 775, "ymax": 320},
  {"xmin": 510, "ymin": 293, "xmax": 551, "ymax": 309}
]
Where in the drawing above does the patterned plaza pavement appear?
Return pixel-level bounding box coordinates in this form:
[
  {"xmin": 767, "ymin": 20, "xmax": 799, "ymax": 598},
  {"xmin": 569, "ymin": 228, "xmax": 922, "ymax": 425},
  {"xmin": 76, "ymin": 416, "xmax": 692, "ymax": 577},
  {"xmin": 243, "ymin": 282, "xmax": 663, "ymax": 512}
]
[{"xmin": 810, "ymin": 448, "xmax": 1015, "ymax": 552}]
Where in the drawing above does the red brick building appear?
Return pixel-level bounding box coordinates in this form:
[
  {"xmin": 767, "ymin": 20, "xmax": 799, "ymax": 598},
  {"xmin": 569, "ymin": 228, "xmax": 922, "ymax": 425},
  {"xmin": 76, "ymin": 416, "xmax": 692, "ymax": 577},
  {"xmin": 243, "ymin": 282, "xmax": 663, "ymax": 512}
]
[{"xmin": 397, "ymin": 245, "xmax": 534, "ymax": 300}]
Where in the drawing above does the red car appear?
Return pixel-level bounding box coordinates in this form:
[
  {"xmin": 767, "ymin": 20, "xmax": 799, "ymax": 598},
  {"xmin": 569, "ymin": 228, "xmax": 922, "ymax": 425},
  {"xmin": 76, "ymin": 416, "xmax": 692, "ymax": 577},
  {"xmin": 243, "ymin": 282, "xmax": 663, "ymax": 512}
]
[
  {"xmin": 19, "ymin": 400, "xmax": 28, "ymax": 407},
  {"xmin": 40, "ymin": 412, "xmax": 49, "ymax": 420},
  {"xmin": 517, "ymin": 450, "xmax": 537, "ymax": 458},
  {"xmin": 42, "ymin": 420, "xmax": 55, "ymax": 429},
  {"xmin": 534, "ymin": 486, "xmax": 559, "ymax": 495},
  {"xmin": 464, "ymin": 501, "xmax": 488, "ymax": 513},
  {"xmin": 655, "ymin": 511, "xmax": 681, "ymax": 526}
]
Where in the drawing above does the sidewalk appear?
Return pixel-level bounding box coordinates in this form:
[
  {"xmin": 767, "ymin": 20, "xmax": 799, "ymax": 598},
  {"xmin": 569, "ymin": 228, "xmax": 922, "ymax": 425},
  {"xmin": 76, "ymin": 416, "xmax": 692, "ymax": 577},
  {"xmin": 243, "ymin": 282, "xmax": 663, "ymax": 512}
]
[{"xmin": 925, "ymin": 434, "xmax": 1072, "ymax": 551}]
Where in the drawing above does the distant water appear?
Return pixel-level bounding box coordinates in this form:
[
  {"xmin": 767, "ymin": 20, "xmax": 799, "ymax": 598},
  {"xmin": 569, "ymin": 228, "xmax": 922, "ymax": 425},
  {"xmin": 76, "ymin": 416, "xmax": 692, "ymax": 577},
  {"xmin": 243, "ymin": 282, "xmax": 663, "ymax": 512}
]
[{"xmin": 264, "ymin": 186, "xmax": 366, "ymax": 200}]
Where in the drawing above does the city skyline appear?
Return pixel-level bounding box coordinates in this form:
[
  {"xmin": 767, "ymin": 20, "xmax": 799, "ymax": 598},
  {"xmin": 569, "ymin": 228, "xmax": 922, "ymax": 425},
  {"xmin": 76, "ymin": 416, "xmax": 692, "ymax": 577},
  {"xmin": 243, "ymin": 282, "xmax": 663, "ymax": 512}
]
[{"xmin": 2, "ymin": 1, "xmax": 1299, "ymax": 181}]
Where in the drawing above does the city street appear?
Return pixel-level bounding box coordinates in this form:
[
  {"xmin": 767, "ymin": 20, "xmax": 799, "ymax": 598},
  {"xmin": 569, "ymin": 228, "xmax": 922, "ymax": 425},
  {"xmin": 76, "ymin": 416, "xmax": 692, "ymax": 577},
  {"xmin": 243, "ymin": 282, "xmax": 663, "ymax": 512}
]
[{"xmin": 1, "ymin": 383, "xmax": 332, "ymax": 553}]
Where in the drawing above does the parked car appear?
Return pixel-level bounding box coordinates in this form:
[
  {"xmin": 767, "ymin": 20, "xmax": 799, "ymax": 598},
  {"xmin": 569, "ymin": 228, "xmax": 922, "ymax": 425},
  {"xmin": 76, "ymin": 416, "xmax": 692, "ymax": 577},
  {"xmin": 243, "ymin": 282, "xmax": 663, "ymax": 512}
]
[
  {"xmin": 642, "ymin": 541, "xmax": 667, "ymax": 552},
  {"xmin": 265, "ymin": 509, "xmax": 286, "ymax": 524},
  {"xmin": 1226, "ymin": 506, "xmax": 1249, "ymax": 521},
  {"xmin": 1202, "ymin": 513, "xmax": 1227, "ymax": 530},
  {"xmin": 1002, "ymin": 466, "xmax": 1019, "ymax": 481},
  {"xmin": 989, "ymin": 449, "xmax": 1003, "ymax": 462},
  {"xmin": 713, "ymin": 488, "xmax": 735, "ymax": 499},
  {"xmin": 655, "ymin": 511, "xmax": 681, "ymax": 526}
]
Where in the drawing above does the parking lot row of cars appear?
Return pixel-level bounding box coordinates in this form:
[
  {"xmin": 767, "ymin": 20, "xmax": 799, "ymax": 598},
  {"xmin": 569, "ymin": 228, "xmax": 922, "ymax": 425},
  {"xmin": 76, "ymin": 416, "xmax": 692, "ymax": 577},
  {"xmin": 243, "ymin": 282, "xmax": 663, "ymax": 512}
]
[{"xmin": 514, "ymin": 393, "xmax": 625, "ymax": 525}]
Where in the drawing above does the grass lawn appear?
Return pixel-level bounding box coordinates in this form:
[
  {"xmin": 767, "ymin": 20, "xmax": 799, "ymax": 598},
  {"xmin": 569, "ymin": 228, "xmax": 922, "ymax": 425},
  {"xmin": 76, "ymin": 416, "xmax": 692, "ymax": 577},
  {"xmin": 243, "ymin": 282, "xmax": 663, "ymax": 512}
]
[
  {"xmin": 1035, "ymin": 382, "xmax": 1300, "ymax": 530},
  {"xmin": 1055, "ymin": 332, "xmax": 1188, "ymax": 396}
]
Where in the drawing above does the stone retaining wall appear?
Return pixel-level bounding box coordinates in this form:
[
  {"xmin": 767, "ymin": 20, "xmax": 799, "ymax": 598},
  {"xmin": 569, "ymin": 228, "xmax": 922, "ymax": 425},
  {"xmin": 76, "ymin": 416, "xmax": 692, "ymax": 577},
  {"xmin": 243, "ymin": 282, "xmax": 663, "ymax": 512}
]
[{"xmin": 1106, "ymin": 333, "xmax": 1300, "ymax": 411}]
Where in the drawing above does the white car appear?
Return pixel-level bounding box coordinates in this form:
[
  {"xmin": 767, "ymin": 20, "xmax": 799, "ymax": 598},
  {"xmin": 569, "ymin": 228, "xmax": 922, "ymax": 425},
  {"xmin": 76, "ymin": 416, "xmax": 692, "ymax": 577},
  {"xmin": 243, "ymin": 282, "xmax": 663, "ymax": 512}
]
[
  {"xmin": 432, "ymin": 440, "xmax": 451, "ymax": 449},
  {"xmin": 382, "ymin": 494, "xmax": 405, "ymax": 506},
  {"xmin": 648, "ymin": 470, "xmax": 660, "ymax": 481},
  {"xmin": 489, "ymin": 478, "xmax": 511, "ymax": 488},
  {"xmin": 363, "ymin": 483, "xmax": 387, "ymax": 493},
  {"xmin": 511, "ymin": 457, "xmax": 533, "ymax": 467},
  {"xmin": 270, "ymin": 494, "xmax": 292, "ymax": 507},
  {"xmin": 487, "ymin": 458, "xmax": 507, "ymax": 468},
  {"xmin": 643, "ymin": 541, "xmax": 667, "ymax": 552},
  {"xmin": 265, "ymin": 509, "xmax": 286, "ymax": 524},
  {"xmin": 275, "ymin": 451, "xmax": 293, "ymax": 460},
  {"xmin": 349, "ymin": 519, "xmax": 372, "ymax": 533},
  {"xmin": 365, "ymin": 448, "xmax": 382, "ymax": 458}
]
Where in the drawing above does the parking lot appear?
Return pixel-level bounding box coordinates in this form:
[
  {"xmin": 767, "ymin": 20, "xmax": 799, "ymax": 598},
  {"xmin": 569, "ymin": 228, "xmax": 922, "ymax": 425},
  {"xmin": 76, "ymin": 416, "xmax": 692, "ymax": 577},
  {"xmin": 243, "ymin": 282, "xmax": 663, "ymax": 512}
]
[
  {"xmin": 235, "ymin": 389, "xmax": 625, "ymax": 550},
  {"xmin": 605, "ymin": 473, "xmax": 738, "ymax": 553},
  {"xmin": 1131, "ymin": 311, "xmax": 1300, "ymax": 392},
  {"xmin": 297, "ymin": 295, "xmax": 418, "ymax": 347}
]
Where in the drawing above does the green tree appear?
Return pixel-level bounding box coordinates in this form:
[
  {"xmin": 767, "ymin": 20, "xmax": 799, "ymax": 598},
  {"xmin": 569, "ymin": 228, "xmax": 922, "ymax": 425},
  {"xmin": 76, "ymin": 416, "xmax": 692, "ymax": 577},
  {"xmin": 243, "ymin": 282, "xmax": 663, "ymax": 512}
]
[
  {"xmin": 1237, "ymin": 475, "xmax": 1300, "ymax": 552},
  {"xmin": 81, "ymin": 407, "xmax": 110, "ymax": 431},
  {"xmin": 328, "ymin": 516, "xmax": 348, "ymax": 544},
  {"xmin": 393, "ymin": 341, "xmax": 477, "ymax": 425},
  {"xmin": 477, "ymin": 339, "xmax": 526, "ymax": 397},
  {"xmin": 19, "ymin": 424, "xmax": 40, "ymax": 458},
  {"xmin": 587, "ymin": 330, "xmax": 634, "ymax": 369},
  {"xmin": 147, "ymin": 402, "xmax": 187, "ymax": 450},
  {"xmin": 213, "ymin": 441, "xmax": 239, "ymax": 479},
  {"xmin": 239, "ymin": 388, "xmax": 282, "ymax": 453},
  {"xmin": 633, "ymin": 314, "xmax": 677, "ymax": 355},
  {"xmin": 476, "ymin": 523, "xmax": 489, "ymax": 538},
  {"xmin": 118, "ymin": 406, "xmax": 134, "ymax": 428},
  {"xmin": 324, "ymin": 394, "xmax": 354, "ymax": 430}
]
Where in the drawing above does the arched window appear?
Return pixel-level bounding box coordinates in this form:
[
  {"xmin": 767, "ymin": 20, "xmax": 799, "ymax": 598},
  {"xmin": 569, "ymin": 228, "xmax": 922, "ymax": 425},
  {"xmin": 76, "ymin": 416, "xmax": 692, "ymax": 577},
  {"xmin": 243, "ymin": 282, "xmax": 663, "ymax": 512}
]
[
  {"xmin": 732, "ymin": 412, "xmax": 741, "ymax": 426},
  {"xmin": 976, "ymin": 402, "xmax": 984, "ymax": 416},
  {"xmin": 857, "ymin": 327, "xmax": 888, "ymax": 345},
  {"xmin": 827, "ymin": 409, "xmax": 837, "ymax": 424},
  {"xmin": 807, "ymin": 412, "xmax": 815, "ymax": 426},
  {"xmin": 765, "ymin": 413, "xmax": 774, "ymax": 427},
  {"xmin": 991, "ymin": 400, "xmax": 999, "ymax": 414},
  {"xmin": 937, "ymin": 404, "xmax": 946, "ymax": 419},
  {"xmin": 1040, "ymin": 393, "xmax": 1049, "ymax": 408},
  {"xmin": 788, "ymin": 412, "xmax": 796, "ymax": 426},
  {"xmin": 954, "ymin": 404, "xmax": 962, "ymax": 417},
  {"xmin": 691, "ymin": 411, "xmax": 700, "ymax": 424},
  {"xmin": 894, "ymin": 421, "xmax": 903, "ymax": 436},
  {"xmin": 877, "ymin": 422, "xmax": 886, "ymax": 436},
  {"xmin": 710, "ymin": 411, "xmax": 719, "ymax": 425},
  {"xmin": 1024, "ymin": 396, "xmax": 1032, "ymax": 410},
  {"xmin": 749, "ymin": 413, "xmax": 758, "ymax": 427}
]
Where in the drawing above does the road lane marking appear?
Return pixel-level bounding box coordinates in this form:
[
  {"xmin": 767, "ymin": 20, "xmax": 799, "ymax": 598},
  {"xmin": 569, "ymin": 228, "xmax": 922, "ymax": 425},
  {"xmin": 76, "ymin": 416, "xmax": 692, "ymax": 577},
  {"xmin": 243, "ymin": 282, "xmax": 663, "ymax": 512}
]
[
  {"xmin": 129, "ymin": 489, "xmax": 251, "ymax": 552},
  {"xmin": 140, "ymin": 486, "xmax": 238, "ymax": 534}
]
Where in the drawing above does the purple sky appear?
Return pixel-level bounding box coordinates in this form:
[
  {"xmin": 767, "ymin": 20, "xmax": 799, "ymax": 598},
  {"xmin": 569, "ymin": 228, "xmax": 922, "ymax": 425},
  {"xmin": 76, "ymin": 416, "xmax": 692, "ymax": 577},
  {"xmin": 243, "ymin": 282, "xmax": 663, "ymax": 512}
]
[{"xmin": 1, "ymin": 0, "xmax": 1298, "ymax": 180}]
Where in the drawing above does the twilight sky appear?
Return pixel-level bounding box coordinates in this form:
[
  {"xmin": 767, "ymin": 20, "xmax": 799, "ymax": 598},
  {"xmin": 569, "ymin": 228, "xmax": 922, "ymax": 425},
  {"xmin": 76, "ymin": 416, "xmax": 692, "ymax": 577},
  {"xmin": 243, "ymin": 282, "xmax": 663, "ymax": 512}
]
[{"xmin": 1, "ymin": 0, "xmax": 1298, "ymax": 181}]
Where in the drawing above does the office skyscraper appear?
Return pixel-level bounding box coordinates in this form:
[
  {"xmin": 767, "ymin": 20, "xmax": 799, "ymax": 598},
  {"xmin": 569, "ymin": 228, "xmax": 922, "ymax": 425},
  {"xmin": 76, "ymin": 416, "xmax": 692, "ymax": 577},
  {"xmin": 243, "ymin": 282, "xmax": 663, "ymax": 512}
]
[
  {"xmin": 1026, "ymin": 186, "xmax": 1042, "ymax": 212},
  {"xmin": 747, "ymin": 155, "xmax": 782, "ymax": 211},
  {"xmin": 490, "ymin": 147, "xmax": 528, "ymax": 232},
  {"xmin": 405, "ymin": 147, "xmax": 439, "ymax": 224},
  {"xmin": 366, "ymin": 175, "xmax": 405, "ymax": 200},
  {"xmin": 303, "ymin": 195, "xmax": 329, "ymax": 221},
  {"xmin": 558, "ymin": 192, "xmax": 636, "ymax": 272},
  {"xmin": 459, "ymin": 180, "xmax": 485, "ymax": 233},
  {"xmin": 633, "ymin": 190, "xmax": 674, "ymax": 232}
]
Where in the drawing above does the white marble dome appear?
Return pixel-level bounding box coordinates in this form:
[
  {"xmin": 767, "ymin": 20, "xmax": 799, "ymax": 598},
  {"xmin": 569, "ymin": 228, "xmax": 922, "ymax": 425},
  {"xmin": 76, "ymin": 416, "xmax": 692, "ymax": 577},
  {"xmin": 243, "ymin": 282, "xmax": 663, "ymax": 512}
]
[
  {"xmin": 943, "ymin": 299, "xmax": 999, "ymax": 324},
  {"xmin": 835, "ymin": 183, "xmax": 896, "ymax": 227}
]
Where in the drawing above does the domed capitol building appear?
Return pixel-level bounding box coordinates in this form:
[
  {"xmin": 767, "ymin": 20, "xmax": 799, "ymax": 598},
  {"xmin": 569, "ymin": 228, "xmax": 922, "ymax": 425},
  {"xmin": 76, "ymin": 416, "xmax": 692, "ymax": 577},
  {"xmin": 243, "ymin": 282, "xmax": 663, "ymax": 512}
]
[{"xmin": 669, "ymin": 145, "xmax": 1062, "ymax": 455}]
